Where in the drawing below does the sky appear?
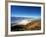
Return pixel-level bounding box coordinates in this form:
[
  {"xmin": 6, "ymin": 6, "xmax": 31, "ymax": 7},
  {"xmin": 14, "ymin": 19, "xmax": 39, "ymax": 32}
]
[{"xmin": 11, "ymin": 5, "xmax": 41, "ymax": 17}]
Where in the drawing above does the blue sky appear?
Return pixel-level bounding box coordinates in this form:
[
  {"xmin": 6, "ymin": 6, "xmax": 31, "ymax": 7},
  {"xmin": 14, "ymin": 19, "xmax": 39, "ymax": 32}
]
[{"xmin": 11, "ymin": 5, "xmax": 41, "ymax": 17}]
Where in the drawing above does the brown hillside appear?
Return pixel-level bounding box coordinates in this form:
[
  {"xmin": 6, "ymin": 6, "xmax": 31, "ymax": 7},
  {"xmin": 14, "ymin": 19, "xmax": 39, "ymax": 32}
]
[{"xmin": 11, "ymin": 20, "xmax": 41, "ymax": 31}]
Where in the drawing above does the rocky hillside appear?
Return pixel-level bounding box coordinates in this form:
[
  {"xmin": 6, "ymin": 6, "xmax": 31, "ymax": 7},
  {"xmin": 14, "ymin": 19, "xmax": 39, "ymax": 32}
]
[{"xmin": 11, "ymin": 20, "xmax": 41, "ymax": 31}]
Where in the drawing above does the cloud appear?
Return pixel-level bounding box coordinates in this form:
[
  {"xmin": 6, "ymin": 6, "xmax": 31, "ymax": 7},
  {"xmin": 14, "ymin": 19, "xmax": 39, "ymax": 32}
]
[{"xmin": 17, "ymin": 19, "xmax": 31, "ymax": 25}]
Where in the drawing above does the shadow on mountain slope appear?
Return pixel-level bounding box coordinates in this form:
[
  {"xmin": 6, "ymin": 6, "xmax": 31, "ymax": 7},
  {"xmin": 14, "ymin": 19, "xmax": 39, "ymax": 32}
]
[{"xmin": 11, "ymin": 20, "xmax": 41, "ymax": 31}]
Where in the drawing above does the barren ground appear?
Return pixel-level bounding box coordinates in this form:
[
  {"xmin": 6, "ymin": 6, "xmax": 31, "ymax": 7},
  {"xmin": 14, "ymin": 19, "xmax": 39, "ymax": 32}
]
[{"xmin": 11, "ymin": 20, "xmax": 41, "ymax": 31}]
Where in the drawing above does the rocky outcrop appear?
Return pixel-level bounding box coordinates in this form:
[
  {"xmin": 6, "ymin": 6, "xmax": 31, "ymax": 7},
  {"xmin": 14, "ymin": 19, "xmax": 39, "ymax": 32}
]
[{"xmin": 11, "ymin": 20, "xmax": 41, "ymax": 31}]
